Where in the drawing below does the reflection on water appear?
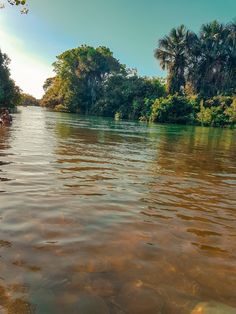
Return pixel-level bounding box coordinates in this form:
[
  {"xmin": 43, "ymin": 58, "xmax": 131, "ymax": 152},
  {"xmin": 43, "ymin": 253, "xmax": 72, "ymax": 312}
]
[{"xmin": 0, "ymin": 107, "xmax": 236, "ymax": 313}]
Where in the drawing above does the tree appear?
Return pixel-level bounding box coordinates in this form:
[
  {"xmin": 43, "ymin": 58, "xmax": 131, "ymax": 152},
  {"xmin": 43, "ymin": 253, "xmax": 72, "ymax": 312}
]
[
  {"xmin": 41, "ymin": 45, "xmax": 166, "ymax": 119},
  {"xmin": 94, "ymin": 74, "xmax": 165, "ymax": 119},
  {"xmin": 0, "ymin": 49, "xmax": 20, "ymax": 109},
  {"xmin": 225, "ymin": 21, "xmax": 236, "ymax": 95},
  {"xmin": 154, "ymin": 25, "xmax": 191, "ymax": 94},
  {"xmin": 155, "ymin": 21, "xmax": 236, "ymax": 98},
  {"xmin": 20, "ymin": 93, "xmax": 39, "ymax": 106},
  {"xmin": 188, "ymin": 21, "xmax": 236, "ymax": 97},
  {"xmin": 150, "ymin": 95, "xmax": 196, "ymax": 124},
  {"xmin": 41, "ymin": 45, "xmax": 125, "ymax": 113}
]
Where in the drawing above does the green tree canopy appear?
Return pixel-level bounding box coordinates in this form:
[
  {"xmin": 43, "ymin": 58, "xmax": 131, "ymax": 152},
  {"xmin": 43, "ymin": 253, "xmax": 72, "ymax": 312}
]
[
  {"xmin": 20, "ymin": 93, "xmax": 39, "ymax": 107},
  {"xmin": 95, "ymin": 74, "xmax": 165, "ymax": 120},
  {"xmin": 0, "ymin": 49, "xmax": 20, "ymax": 109},
  {"xmin": 189, "ymin": 21, "xmax": 236, "ymax": 97},
  {"xmin": 41, "ymin": 45, "xmax": 166, "ymax": 120},
  {"xmin": 155, "ymin": 20, "xmax": 236, "ymax": 97},
  {"xmin": 42, "ymin": 45, "xmax": 126, "ymax": 113},
  {"xmin": 154, "ymin": 25, "xmax": 193, "ymax": 94}
]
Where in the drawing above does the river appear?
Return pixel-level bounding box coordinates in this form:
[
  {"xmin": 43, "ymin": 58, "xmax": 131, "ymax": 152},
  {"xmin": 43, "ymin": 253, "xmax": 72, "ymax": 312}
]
[{"xmin": 0, "ymin": 106, "xmax": 236, "ymax": 313}]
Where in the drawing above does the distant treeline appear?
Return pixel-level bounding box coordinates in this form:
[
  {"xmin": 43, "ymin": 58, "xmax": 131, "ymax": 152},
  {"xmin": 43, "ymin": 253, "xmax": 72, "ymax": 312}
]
[
  {"xmin": 1, "ymin": 20, "xmax": 236, "ymax": 127},
  {"xmin": 20, "ymin": 93, "xmax": 39, "ymax": 107}
]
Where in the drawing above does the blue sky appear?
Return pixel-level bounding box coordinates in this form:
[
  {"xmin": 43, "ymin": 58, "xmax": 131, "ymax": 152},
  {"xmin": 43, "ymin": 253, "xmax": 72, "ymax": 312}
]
[{"xmin": 0, "ymin": 0, "xmax": 235, "ymax": 97}]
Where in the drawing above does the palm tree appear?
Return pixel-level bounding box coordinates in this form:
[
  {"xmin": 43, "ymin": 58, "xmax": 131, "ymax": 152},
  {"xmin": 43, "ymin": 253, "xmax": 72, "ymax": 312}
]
[
  {"xmin": 154, "ymin": 25, "xmax": 191, "ymax": 94},
  {"xmin": 190, "ymin": 21, "xmax": 232, "ymax": 96},
  {"xmin": 226, "ymin": 21, "xmax": 236, "ymax": 94}
]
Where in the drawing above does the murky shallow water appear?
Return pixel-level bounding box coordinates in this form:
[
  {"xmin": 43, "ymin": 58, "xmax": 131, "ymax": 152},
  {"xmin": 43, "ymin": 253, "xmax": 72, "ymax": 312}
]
[{"xmin": 0, "ymin": 106, "xmax": 236, "ymax": 313}]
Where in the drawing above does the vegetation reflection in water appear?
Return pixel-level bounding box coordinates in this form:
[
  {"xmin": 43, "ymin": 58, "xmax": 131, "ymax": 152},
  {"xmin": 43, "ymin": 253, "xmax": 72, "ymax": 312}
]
[{"xmin": 0, "ymin": 107, "xmax": 236, "ymax": 314}]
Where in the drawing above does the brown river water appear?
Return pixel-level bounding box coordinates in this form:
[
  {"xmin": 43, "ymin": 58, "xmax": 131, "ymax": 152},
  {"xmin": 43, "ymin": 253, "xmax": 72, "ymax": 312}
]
[{"xmin": 0, "ymin": 106, "xmax": 236, "ymax": 314}]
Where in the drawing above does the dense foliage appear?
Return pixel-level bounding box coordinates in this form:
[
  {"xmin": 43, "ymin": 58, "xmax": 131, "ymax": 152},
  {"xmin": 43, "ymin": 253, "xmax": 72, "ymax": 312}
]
[
  {"xmin": 41, "ymin": 46, "xmax": 124, "ymax": 113},
  {"xmin": 0, "ymin": 49, "xmax": 20, "ymax": 110},
  {"xmin": 39, "ymin": 20, "xmax": 235, "ymax": 127},
  {"xmin": 197, "ymin": 97, "xmax": 236, "ymax": 127},
  {"xmin": 150, "ymin": 95, "xmax": 236, "ymax": 127},
  {"xmin": 20, "ymin": 93, "xmax": 39, "ymax": 107},
  {"xmin": 155, "ymin": 20, "xmax": 236, "ymax": 97},
  {"xmin": 150, "ymin": 95, "xmax": 197, "ymax": 124},
  {"xmin": 93, "ymin": 74, "xmax": 165, "ymax": 120},
  {"xmin": 41, "ymin": 45, "xmax": 166, "ymax": 119}
]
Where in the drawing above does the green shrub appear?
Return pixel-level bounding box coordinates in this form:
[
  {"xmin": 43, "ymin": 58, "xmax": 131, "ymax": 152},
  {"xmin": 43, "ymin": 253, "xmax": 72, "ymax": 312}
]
[
  {"xmin": 150, "ymin": 95, "xmax": 196, "ymax": 124},
  {"xmin": 210, "ymin": 106, "xmax": 229, "ymax": 127},
  {"xmin": 224, "ymin": 98, "xmax": 236, "ymax": 126},
  {"xmin": 197, "ymin": 97, "xmax": 235, "ymax": 127},
  {"xmin": 197, "ymin": 102, "xmax": 212, "ymax": 126},
  {"xmin": 54, "ymin": 104, "xmax": 68, "ymax": 112},
  {"xmin": 114, "ymin": 111, "xmax": 122, "ymax": 120},
  {"xmin": 204, "ymin": 96, "xmax": 233, "ymax": 109}
]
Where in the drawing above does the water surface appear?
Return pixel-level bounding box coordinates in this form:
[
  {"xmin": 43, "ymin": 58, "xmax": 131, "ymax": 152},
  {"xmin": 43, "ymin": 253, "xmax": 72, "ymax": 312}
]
[{"xmin": 0, "ymin": 107, "xmax": 236, "ymax": 313}]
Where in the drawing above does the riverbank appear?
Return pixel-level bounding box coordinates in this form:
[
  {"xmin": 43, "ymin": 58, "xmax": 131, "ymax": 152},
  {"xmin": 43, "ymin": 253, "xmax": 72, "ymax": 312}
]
[{"xmin": 41, "ymin": 94, "xmax": 236, "ymax": 128}]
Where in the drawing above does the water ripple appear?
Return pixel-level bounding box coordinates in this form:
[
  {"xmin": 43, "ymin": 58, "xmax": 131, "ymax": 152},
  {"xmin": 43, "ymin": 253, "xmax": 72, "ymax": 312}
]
[{"xmin": 0, "ymin": 107, "xmax": 236, "ymax": 313}]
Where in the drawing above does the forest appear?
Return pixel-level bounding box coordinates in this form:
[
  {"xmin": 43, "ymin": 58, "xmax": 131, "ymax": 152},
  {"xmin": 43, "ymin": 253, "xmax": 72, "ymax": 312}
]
[{"xmin": 1, "ymin": 19, "xmax": 236, "ymax": 127}]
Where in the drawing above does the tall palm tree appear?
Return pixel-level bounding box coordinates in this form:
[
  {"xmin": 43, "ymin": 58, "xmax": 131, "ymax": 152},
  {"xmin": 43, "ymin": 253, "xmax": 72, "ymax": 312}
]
[
  {"xmin": 154, "ymin": 25, "xmax": 191, "ymax": 94},
  {"xmin": 190, "ymin": 21, "xmax": 232, "ymax": 96},
  {"xmin": 226, "ymin": 21, "xmax": 236, "ymax": 94}
]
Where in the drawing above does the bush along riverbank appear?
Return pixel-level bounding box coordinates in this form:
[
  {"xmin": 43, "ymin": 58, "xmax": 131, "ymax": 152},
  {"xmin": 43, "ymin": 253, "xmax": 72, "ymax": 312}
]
[{"xmin": 150, "ymin": 95, "xmax": 236, "ymax": 127}]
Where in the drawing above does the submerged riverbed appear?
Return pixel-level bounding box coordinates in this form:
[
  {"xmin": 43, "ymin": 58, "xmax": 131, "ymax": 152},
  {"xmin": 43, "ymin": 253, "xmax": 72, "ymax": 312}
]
[{"xmin": 0, "ymin": 106, "xmax": 236, "ymax": 313}]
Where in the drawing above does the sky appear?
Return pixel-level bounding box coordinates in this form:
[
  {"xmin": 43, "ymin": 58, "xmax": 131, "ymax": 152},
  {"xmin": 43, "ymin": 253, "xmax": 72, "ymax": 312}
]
[{"xmin": 0, "ymin": 0, "xmax": 236, "ymax": 98}]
